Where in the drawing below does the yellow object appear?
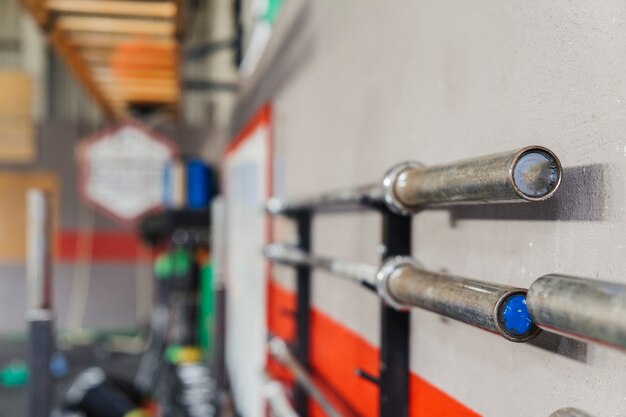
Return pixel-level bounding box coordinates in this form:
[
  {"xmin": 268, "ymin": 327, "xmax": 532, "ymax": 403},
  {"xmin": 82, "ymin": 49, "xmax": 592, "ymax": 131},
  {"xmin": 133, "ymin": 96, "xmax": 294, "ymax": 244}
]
[
  {"xmin": 124, "ymin": 409, "xmax": 149, "ymax": 417},
  {"xmin": 165, "ymin": 345, "xmax": 203, "ymax": 364}
]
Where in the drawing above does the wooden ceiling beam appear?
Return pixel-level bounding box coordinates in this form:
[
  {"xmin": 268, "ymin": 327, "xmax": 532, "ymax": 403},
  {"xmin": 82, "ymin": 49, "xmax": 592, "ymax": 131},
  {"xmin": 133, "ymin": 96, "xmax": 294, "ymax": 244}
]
[
  {"xmin": 49, "ymin": 27, "xmax": 119, "ymax": 119},
  {"xmin": 20, "ymin": 0, "xmax": 49, "ymax": 27},
  {"xmin": 45, "ymin": 0, "xmax": 177, "ymax": 19},
  {"xmin": 92, "ymin": 66, "xmax": 177, "ymax": 80},
  {"xmin": 96, "ymin": 77, "xmax": 178, "ymax": 87},
  {"xmin": 69, "ymin": 33, "xmax": 174, "ymax": 49},
  {"xmin": 57, "ymin": 16, "xmax": 176, "ymax": 36}
]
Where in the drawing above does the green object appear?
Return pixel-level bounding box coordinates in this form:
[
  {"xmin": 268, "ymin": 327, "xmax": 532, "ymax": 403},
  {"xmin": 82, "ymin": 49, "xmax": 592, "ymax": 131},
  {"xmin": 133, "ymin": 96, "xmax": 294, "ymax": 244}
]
[
  {"xmin": 0, "ymin": 360, "xmax": 29, "ymax": 387},
  {"xmin": 171, "ymin": 249, "xmax": 192, "ymax": 277},
  {"xmin": 198, "ymin": 263, "xmax": 215, "ymax": 356},
  {"xmin": 263, "ymin": 0, "xmax": 284, "ymax": 24},
  {"xmin": 154, "ymin": 254, "xmax": 173, "ymax": 280},
  {"xmin": 155, "ymin": 249, "xmax": 192, "ymax": 280},
  {"xmin": 165, "ymin": 345, "xmax": 180, "ymax": 363}
]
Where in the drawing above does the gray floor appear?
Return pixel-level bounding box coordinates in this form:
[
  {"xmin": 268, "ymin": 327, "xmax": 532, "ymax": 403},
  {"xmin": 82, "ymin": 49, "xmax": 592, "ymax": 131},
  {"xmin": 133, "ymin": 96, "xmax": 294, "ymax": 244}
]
[{"xmin": 0, "ymin": 340, "xmax": 140, "ymax": 417}]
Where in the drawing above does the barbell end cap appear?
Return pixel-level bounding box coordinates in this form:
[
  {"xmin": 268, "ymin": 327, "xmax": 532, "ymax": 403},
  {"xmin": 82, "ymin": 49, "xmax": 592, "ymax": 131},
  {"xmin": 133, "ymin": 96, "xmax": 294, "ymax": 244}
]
[
  {"xmin": 510, "ymin": 146, "xmax": 563, "ymax": 202},
  {"xmin": 495, "ymin": 291, "xmax": 542, "ymax": 342}
]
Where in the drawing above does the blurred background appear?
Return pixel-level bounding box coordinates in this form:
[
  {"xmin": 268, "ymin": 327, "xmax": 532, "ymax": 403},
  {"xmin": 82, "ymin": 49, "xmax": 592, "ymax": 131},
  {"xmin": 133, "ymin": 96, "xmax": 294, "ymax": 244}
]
[
  {"xmin": 1, "ymin": 1, "xmax": 626, "ymax": 417},
  {"xmin": 0, "ymin": 0, "xmax": 280, "ymax": 415}
]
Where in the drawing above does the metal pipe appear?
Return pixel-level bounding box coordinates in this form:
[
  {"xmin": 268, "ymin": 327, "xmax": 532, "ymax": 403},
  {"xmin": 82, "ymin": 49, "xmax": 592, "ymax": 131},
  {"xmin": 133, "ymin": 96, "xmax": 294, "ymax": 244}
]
[
  {"xmin": 266, "ymin": 184, "xmax": 382, "ymax": 214},
  {"xmin": 264, "ymin": 378, "xmax": 299, "ymax": 417},
  {"xmin": 266, "ymin": 146, "xmax": 562, "ymax": 215},
  {"xmin": 377, "ymin": 257, "xmax": 541, "ymax": 342},
  {"xmin": 264, "ymin": 244, "xmax": 379, "ymax": 289},
  {"xmin": 26, "ymin": 189, "xmax": 55, "ymax": 417},
  {"xmin": 527, "ymin": 274, "xmax": 626, "ymax": 350},
  {"xmin": 390, "ymin": 146, "xmax": 562, "ymax": 212},
  {"xmin": 26, "ymin": 189, "xmax": 53, "ymax": 310},
  {"xmin": 268, "ymin": 338, "xmax": 344, "ymax": 417}
]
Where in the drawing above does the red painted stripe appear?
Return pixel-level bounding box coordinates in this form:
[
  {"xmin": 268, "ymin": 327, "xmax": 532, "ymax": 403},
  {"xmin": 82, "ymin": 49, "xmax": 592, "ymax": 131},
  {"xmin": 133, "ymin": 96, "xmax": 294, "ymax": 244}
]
[
  {"xmin": 267, "ymin": 281, "xmax": 481, "ymax": 417},
  {"xmin": 56, "ymin": 230, "xmax": 151, "ymax": 262}
]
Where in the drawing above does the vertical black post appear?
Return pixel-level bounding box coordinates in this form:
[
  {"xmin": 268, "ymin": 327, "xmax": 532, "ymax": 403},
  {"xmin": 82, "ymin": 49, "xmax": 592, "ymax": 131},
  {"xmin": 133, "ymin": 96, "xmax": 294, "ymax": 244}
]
[
  {"xmin": 293, "ymin": 211, "xmax": 312, "ymax": 417},
  {"xmin": 379, "ymin": 211, "xmax": 411, "ymax": 417},
  {"xmin": 27, "ymin": 312, "xmax": 54, "ymax": 417}
]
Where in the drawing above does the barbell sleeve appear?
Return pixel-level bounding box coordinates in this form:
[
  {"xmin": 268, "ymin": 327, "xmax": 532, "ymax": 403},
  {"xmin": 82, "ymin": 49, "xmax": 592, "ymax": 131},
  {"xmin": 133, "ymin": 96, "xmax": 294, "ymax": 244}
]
[
  {"xmin": 527, "ymin": 274, "xmax": 626, "ymax": 350},
  {"xmin": 266, "ymin": 146, "xmax": 562, "ymax": 215},
  {"xmin": 265, "ymin": 246, "xmax": 540, "ymax": 342},
  {"xmin": 377, "ymin": 257, "xmax": 541, "ymax": 342}
]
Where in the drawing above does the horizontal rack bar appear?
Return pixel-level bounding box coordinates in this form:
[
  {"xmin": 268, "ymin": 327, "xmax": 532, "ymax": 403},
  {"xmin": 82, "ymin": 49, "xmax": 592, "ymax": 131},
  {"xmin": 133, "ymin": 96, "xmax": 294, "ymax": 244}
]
[
  {"xmin": 266, "ymin": 244, "xmax": 626, "ymax": 349},
  {"xmin": 267, "ymin": 146, "xmax": 562, "ymax": 215},
  {"xmin": 269, "ymin": 337, "xmax": 344, "ymax": 417}
]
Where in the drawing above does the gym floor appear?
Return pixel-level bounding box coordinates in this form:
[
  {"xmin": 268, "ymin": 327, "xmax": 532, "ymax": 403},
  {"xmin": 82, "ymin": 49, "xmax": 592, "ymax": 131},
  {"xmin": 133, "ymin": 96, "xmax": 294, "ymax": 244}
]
[{"xmin": 0, "ymin": 341, "xmax": 140, "ymax": 417}]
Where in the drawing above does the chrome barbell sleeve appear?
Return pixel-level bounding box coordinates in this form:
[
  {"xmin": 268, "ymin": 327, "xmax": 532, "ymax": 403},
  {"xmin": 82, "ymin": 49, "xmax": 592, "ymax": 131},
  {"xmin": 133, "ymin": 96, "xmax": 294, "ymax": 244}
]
[
  {"xmin": 267, "ymin": 146, "xmax": 562, "ymax": 215},
  {"xmin": 376, "ymin": 257, "xmax": 541, "ymax": 342},
  {"xmin": 385, "ymin": 146, "xmax": 562, "ymax": 214},
  {"xmin": 527, "ymin": 274, "xmax": 626, "ymax": 350}
]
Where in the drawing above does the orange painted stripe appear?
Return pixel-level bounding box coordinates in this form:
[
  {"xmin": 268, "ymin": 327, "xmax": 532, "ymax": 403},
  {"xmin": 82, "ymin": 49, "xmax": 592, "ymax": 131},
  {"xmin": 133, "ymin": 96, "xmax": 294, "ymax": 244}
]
[
  {"xmin": 267, "ymin": 281, "xmax": 481, "ymax": 417},
  {"xmin": 411, "ymin": 373, "xmax": 480, "ymax": 417},
  {"xmin": 56, "ymin": 230, "xmax": 150, "ymax": 262}
]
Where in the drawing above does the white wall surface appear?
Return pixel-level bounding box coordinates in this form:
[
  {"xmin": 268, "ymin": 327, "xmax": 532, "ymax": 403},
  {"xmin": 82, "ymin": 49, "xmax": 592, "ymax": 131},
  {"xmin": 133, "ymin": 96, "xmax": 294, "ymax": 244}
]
[{"xmin": 236, "ymin": 1, "xmax": 626, "ymax": 416}]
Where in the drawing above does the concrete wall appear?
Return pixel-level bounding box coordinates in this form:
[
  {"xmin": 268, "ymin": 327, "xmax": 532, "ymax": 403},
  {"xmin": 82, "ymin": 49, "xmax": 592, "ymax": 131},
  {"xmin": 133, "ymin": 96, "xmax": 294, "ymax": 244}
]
[{"xmin": 234, "ymin": 1, "xmax": 626, "ymax": 416}]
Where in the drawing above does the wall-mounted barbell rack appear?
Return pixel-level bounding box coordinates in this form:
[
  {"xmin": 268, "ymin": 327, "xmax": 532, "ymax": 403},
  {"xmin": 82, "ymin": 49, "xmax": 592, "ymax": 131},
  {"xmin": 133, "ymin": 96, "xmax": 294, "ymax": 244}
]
[{"xmin": 264, "ymin": 146, "xmax": 626, "ymax": 417}]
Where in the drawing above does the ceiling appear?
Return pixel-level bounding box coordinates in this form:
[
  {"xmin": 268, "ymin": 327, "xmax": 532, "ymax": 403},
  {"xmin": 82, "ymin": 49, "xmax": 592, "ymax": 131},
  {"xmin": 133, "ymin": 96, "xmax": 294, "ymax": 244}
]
[{"xmin": 21, "ymin": 0, "xmax": 184, "ymax": 120}]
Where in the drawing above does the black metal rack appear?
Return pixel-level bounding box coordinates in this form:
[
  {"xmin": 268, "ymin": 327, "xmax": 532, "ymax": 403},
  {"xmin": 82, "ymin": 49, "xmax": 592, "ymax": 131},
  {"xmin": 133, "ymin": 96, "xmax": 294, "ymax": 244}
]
[
  {"xmin": 265, "ymin": 146, "xmax": 564, "ymax": 417},
  {"xmin": 265, "ymin": 146, "xmax": 626, "ymax": 416}
]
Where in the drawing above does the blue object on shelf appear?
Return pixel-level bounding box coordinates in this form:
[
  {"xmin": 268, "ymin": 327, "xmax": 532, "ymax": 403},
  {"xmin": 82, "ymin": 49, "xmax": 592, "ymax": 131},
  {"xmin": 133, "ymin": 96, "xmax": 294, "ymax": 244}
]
[{"xmin": 186, "ymin": 160, "xmax": 212, "ymax": 209}]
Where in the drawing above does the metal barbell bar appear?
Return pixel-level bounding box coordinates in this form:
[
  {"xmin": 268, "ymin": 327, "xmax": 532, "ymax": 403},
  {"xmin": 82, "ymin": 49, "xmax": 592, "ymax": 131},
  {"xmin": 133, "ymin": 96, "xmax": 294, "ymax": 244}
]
[
  {"xmin": 264, "ymin": 377, "xmax": 299, "ymax": 417},
  {"xmin": 527, "ymin": 275, "xmax": 626, "ymax": 349},
  {"xmin": 268, "ymin": 337, "xmax": 344, "ymax": 417},
  {"xmin": 267, "ymin": 146, "xmax": 562, "ymax": 215},
  {"xmin": 266, "ymin": 244, "xmax": 626, "ymax": 349},
  {"xmin": 264, "ymin": 244, "xmax": 378, "ymax": 289},
  {"xmin": 265, "ymin": 244, "xmax": 540, "ymax": 342}
]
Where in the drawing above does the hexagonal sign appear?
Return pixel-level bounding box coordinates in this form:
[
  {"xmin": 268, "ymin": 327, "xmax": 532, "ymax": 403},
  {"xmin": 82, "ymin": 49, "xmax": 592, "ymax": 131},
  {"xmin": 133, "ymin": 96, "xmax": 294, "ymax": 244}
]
[{"xmin": 77, "ymin": 121, "xmax": 177, "ymax": 224}]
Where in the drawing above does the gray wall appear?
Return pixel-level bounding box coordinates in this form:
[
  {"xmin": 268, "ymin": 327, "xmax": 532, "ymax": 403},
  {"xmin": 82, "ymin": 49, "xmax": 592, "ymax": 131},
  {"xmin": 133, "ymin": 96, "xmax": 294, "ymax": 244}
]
[
  {"xmin": 0, "ymin": 120, "xmax": 206, "ymax": 334},
  {"xmin": 236, "ymin": 1, "xmax": 626, "ymax": 416}
]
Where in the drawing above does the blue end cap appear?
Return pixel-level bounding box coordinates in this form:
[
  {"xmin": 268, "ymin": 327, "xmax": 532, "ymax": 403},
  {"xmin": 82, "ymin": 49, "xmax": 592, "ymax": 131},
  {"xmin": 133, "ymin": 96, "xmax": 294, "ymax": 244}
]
[{"xmin": 500, "ymin": 294, "xmax": 535, "ymax": 336}]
